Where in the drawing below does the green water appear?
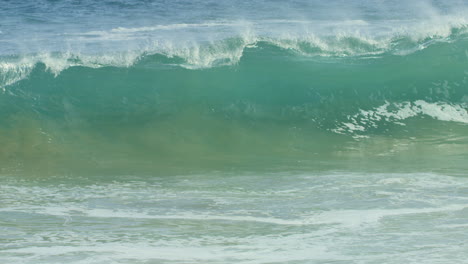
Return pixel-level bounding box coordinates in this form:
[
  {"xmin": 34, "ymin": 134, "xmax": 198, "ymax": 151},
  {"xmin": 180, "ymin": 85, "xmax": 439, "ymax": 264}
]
[{"xmin": 1, "ymin": 40, "xmax": 468, "ymax": 175}]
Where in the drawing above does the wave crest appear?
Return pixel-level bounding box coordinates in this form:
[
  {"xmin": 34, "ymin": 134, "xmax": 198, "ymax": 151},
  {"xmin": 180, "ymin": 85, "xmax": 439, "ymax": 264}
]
[{"xmin": 1, "ymin": 22, "xmax": 468, "ymax": 90}]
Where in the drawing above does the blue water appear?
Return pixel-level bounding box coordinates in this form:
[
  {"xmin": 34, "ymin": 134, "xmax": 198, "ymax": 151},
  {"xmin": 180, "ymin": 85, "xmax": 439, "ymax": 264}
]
[{"xmin": 1, "ymin": 1, "xmax": 468, "ymax": 263}]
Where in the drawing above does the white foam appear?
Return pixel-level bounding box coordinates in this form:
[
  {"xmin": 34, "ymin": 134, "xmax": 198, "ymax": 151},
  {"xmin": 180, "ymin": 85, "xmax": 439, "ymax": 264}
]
[
  {"xmin": 32, "ymin": 206, "xmax": 310, "ymax": 226},
  {"xmin": 2, "ymin": 172, "xmax": 468, "ymax": 263},
  {"xmin": 1, "ymin": 14, "xmax": 468, "ymax": 90},
  {"xmin": 311, "ymin": 204, "xmax": 467, "ymax": 228},
  {"xmin": 0, "ymin": 51, "xmax": 143, "ymax": 91},
  {"xmin": 0, "ymin": 60, "xmax": 35, "ymax": 91},
  {"xmin": 335, "ymin": 100, "xmax": 468, "ymax": 134},
  {"xmin": 10, "ymin": 201, "xmax": 466, "ymax": 229},
  {"xmin": 1, "ymin": 242, "xmax": 345, "ymax": 264}
]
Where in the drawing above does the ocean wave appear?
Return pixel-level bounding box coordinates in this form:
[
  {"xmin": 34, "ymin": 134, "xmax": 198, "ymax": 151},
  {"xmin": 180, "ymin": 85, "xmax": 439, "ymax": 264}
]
[{"xmin": 1, "ymin": 23, "xmax": 468, "ymax": 90}]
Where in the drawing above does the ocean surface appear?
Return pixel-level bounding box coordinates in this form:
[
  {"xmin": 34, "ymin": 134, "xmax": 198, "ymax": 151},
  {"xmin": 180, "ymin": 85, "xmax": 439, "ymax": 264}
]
[{"xmin": 1, "ymin": 0, "xmax": 468, "ymax": 263}]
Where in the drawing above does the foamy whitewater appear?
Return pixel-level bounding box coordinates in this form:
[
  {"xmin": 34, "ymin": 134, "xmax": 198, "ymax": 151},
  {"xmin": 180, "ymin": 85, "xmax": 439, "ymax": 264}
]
[{"xmin": 1, "ymin": 1, "xmax": 468, "ymax": 263}]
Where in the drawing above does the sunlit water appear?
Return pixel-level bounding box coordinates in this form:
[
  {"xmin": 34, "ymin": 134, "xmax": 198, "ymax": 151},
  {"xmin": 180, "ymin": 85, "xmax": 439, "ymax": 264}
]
[{"xmin": 1, "ymin": 0, "xmax": 468, "ymax": 263}]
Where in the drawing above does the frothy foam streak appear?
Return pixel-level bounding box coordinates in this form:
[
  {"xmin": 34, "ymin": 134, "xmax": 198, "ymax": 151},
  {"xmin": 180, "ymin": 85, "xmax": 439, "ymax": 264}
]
[{"xmin": 334, "ymin": 100, "xmax": 468, "ymax": 134}]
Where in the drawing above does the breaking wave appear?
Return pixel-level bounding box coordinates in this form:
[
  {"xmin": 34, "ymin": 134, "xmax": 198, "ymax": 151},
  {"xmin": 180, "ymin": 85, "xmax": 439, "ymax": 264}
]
[{"xmin": 1, "ymin": 21, "xmax": 468, "ymax": 174}]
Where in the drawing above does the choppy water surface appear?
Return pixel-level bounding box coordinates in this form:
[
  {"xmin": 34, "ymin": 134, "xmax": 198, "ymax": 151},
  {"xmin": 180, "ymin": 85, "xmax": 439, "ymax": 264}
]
[{"xmin": 1, "ymin": 172, "xmax": 468, "ymax": 263}]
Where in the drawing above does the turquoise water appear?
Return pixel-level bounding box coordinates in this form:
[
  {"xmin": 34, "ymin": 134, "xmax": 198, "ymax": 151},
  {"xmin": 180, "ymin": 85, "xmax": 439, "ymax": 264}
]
[{"xmin": 1, "ymin": 1, "xmax": 468, "ymax": 263}]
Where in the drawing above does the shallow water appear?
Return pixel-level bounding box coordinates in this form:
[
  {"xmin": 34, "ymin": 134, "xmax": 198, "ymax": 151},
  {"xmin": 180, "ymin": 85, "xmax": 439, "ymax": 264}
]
[{"xmin": 2, "ymin": 172, "xmax": 468, "ymax": 263}]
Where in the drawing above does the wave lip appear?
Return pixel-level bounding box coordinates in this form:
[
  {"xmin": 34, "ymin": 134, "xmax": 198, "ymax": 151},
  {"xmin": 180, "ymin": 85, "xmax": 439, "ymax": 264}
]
[{"xmin": 1, "ymin": 21, "xmax": 468, "ymax": 90}]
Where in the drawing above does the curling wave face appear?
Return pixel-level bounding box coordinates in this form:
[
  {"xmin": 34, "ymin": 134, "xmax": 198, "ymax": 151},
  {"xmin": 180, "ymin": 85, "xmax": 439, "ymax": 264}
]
[{"xmin": 1, "ymin": 0, "xmax": 468, "ymax": 175}]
